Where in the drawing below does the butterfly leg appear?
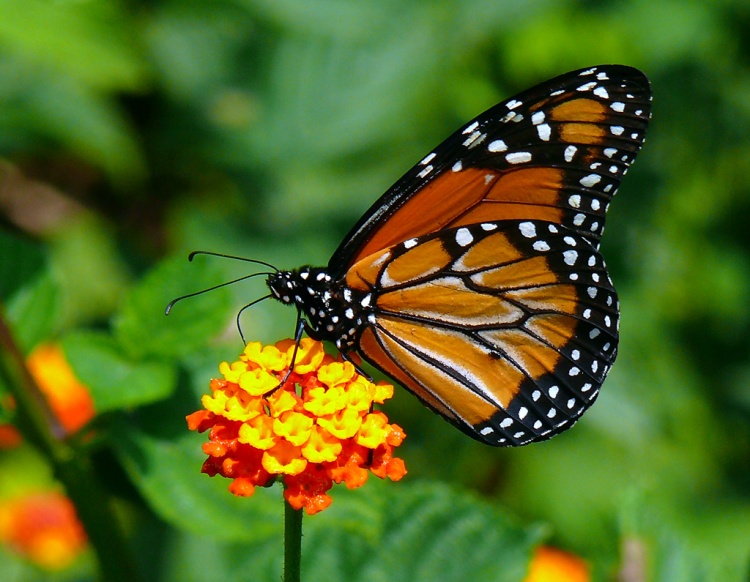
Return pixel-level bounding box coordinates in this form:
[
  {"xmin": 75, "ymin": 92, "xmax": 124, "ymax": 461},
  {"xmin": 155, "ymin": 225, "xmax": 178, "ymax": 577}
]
[
  {"xmin": 340, "ymin": 351, "xmax": 373, "ymax": 382},
  {"xmin": 273, "ymin": 312, "xmax": 308, "ymax": 389}
]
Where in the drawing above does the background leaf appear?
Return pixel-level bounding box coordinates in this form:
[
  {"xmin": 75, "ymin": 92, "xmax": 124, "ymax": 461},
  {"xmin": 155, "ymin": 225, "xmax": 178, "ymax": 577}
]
[
  {"xmin": 113, "ymin": 256, "xmax": 233, "ymax": 360},
  {"xmin": 61, "ymin": 331, "xmax": 176, "ymax": 412}
]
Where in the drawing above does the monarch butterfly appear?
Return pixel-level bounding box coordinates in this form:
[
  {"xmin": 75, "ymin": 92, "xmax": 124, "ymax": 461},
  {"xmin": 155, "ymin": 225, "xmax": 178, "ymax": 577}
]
[{"xmin": 264, "ymin": 65, "xmax": 650, "ymax": 446}]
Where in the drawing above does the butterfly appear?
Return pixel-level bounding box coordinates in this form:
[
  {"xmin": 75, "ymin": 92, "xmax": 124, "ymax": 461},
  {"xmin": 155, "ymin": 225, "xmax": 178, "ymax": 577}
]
[{"xmin": 266, "ymin": 65, "xmax": 652, "ymax": 446}]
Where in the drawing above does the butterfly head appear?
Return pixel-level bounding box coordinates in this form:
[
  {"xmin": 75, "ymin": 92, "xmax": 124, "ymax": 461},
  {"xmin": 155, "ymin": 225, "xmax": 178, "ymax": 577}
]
[{"xmin": 267, "ymin": 267, "xmax": 373, "ymax": 351}]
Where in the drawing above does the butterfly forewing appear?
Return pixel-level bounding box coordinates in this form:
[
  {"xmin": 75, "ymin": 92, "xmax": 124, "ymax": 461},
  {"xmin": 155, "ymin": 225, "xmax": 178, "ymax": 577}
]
[{"xmin": 329, "ymin": 65, "xmax": 651, "ymax": 276}]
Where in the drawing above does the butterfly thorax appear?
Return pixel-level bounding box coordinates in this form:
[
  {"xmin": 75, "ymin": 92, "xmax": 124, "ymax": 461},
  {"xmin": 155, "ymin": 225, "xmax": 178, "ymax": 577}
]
[{"xmin": 267, "ymin": 267, "xmax": 373, "ymax": 351}]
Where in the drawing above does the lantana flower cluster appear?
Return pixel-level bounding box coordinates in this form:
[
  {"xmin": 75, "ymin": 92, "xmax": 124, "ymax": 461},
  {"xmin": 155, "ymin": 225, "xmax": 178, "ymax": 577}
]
[
  {"xmin": 523, "ymin": 546, "xmax": 590, "ymax": 582},
  {"xmin": 0, "ymin": 491, "xmax": 88, "ymax": 570},
  {"xmin": 187, "ymin": 338, "xmax": 406, "ymax": 514},
  {"xmin": 1, "ymin": 343, "xmax": 96, "ymax": 447},
  {"xmin": 26, "ymin": 343, "xmax": 96, "ymax": 434}
]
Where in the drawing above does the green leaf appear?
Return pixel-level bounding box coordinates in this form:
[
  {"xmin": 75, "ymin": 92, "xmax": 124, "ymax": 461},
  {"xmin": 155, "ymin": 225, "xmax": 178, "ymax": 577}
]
[
  {"xmin": 113, "ymin": 256, "xmax": 232, "ymax": 361},
  {"xmin": 23, "ymin": 74, "xmax": 147, "ymax": 185},
  {"xmin": 49, "ymin": 214, "xmax": 131, "ymax": 326},
  {"xmin": 0, "ymin": 229, "xmax": 46, "ymax": 301},
  {"xmin": 5, "ymin": 270, "xmax": 60, "ymax": 354},
  {"xmin": 0, "ymin": 0, "xmax": 146, "ymax": 92},
  {"xmin": 302, "ymin": 479, "xmax": 542, "ymax": 581},
  {"xmin": 112, "ymin": 413, "xmax": 283, "ymax": 543},
  {"xmin": 61, "ymin": 330, "xmax": 176, "ymax": 413}
]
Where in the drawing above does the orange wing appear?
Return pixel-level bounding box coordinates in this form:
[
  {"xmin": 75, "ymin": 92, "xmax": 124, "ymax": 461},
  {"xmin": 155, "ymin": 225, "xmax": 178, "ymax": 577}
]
[
  {"xmin": 329, "ymin": 65, "xmax": 651, "ymax": 277},
  {"xmin": 347, "ymin": 220, "xmax": 618, "ymax": 445}
]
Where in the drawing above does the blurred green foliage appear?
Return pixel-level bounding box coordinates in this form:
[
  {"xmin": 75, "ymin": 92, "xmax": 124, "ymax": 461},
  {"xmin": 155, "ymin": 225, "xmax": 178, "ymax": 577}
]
[{"xmin": 1, "ymin": 0, "xmax": 750, "ymax": 580}]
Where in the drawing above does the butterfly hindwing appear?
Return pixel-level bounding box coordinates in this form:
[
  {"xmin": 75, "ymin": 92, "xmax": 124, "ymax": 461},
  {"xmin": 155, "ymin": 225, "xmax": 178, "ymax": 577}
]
[
  {"xmin": 348, "ymin": 219, "xmax": 618, "ymax": 445},
  {"xmin": 329, "ymin": 65, "xmax": 651, "ymax": 277}
]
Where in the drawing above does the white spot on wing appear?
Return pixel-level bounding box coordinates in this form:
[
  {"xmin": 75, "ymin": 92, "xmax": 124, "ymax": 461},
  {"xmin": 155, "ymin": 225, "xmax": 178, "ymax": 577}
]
[
  {"xmin": 580, "ymin": 174, "xmax": 602, "ymax": 187},
  {"xmin": 506, "ymin": 152, "xmax": 532, "ymax": 164},
  {"xmin": 455, "ymin": 228, "xmax": 473, "ymax": 247},
  {"xmin": 537, "ymin": 123, "xmax": 551, "ymax": 141},
  {"xmin": 564, "ymin": 145, "xmax": 577, "ymax": 162},
  {"xmin": 462, "ymin": 121, "xmax": 479, "ymax": 134},
  {"xmin": 417, "ymin": 165, "xmax": 433, "ymax": 179},
  {"xmin": 488, "ymin": 139, "xmax": 508, "ymax": 152},
  {"xmin": 420, "ymin": 152, "xmax": 436, "ymax": 165},
  {"xmin": 519, "ymin": 222, "xmax": 537, "ymax": 238},
  {"xmin": 463, "ymin": 131, "xmax": 486, "ymax": 148}
]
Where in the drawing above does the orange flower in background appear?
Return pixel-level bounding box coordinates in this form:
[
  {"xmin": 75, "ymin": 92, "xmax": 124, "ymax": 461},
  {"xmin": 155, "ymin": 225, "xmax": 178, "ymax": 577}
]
[
  {"xmin": 0, "ymin": 423, "xmax": 22, "ymax": 449},
  {"xmin": 187, "ymin": 338, "xmax": 407, "ymax": 515},
  {"xmin": 26, "ymin": 343, "xmax": 95, "ymax": 434},
  {"xmin": 0, "ymin": 491, "xmax": 88, "ymax": 570},
  {"xmin": 524, "ymin": 546, "xmax": 590, "ymax": 582}
]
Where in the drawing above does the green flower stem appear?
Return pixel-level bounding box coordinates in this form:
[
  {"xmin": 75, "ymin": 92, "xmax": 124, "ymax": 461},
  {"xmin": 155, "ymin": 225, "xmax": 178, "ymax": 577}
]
[
  {"xmin": 283, "ymin": 490, "xmax": 303, "ymax": 582},
  {"xmin": 0, "ymin": 307, "xmax": 139, "ymax": 582}
]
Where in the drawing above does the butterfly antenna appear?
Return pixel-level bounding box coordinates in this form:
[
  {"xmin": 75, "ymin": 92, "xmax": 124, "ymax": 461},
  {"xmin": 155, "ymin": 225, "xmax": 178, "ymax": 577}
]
[
  {"xmin": 165, "ymin": 272, "xmax": 273, "ymax": 315},
  {"xmin": 235, "ymin": 294, "xmax": 273, "ymax": 343},
  {"xmin": 188, "ymin": 251, "xmax": 279, "ymax": 273}
]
